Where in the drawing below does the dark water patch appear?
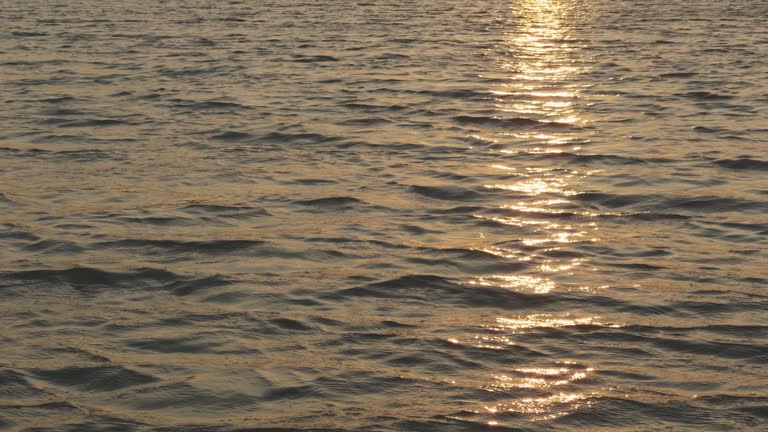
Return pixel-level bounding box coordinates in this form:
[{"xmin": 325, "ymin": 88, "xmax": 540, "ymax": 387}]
[
  {"xmin": 574, "ymin": 192, "xmax": 768, "ymax": 213},
  {"xmin": 433, "ymin": 205, "xmax": 489, "ymax": 214},
  {"xmin": 111, "ymin": 215, "xmax": 195, "ymax": 226},
  {"xmin": 658, "ymin": 337, "xmax": 765, "ymax": 361},
  {"xmin": 262, "ymin": 385, "xmax": 322, "ymax": 401},
  {"xmin": 380, "ymin": 320, "xmax": 416, "ymax": 329},
  {"xmin": 57, "ymin": 119, "xmax": 132, "ymax": 128},
  {"xmin": 399, "ymin": 224, "xmax": 443, "ymax": 235},
  {"xmin": 583, "ymin": 244, "xmax": 671, "ymax": 258},
  {"xmin": 44, "ymin": 346, "xmax": 112, "ymax": 363},
  {"xmin": 30, "ymin": 134, "xmax": 138, "ymax": 145},
  {"xmin": 371, "ymin": 53, "xmax": 411, "ymax": 60},
  {"xmin": 3, "ymin": 267, "xmax": 183, "ymax": 291},
  {"xmin": 0, "ymin": 369, "xmax": 47, "ymax": 400},
  {"xmin": 604, "ymin": 262, "xmax": 667, "ymax": 271},
  {"xmin": 95, "ymin": 239, "xmax": 268, "ymax": 255},
  {"xmin": 659, "ymin": 72, "xmax": 698, "ymax": 78},
  {"xmin": 162, "ymin": 275, "xmax": 234, "ymax": 297},
  {"xmin": 2, "ymin": 146, "xmax": 120, "ymax": 162},
  {"xmin": 672, "ymin": 299, "xmax": 768, "ymax": 315},
  {"xmin": 180, "ymin": 203, "xmax": 271, "ymax": 218},
  {"xmin": 714, "ymin": 158, "xmax": 768, "ymax": 171},
  {"xmin": 172, "ymin": 99, "xmax": 253, "ymax": 111},
  {"xmin": 22, "ymin": 239, "xmax": 84, "ymax": 255},
  {"xmin": 289, "ymin": 178, "xmax": 337, "ymax": 185},
  {"xmin": 290, "ymin": 54, "xmax": 340, "ymax": 63},
  {"xmin": 414, "ymin": 89, "xmax": 489, "ymax": 100},
  {"xmin": 38, "ymin": 96, "xmax": 78, "ymax": 103},
  {"xmin": 693, "ymin": 125, "xmax": 726, "ymax": 134},
  {"xmin": 39, "ymin": 116, "xmax": 74, "ymax": 125},
  {"xmin": 158, "ymin": 65, "xmax": 245, "ymax": 78},
  {"xmin": 12, "ymin": 31, "xmax": 48, "ymax": 37},
  {"xmin": 337, "ymin": 117, "xmax": 393, "ymax": 126},
  {"xmin": 673, "ymin": 196, "xmax": 768, "ymax": 212},
  {"xmin": 39, "ymin": 108, "xmax": 84, "ymax": 116},
  {"xmin": 270, "ymin": 317, "xmax": 315, "ymax": 332},
  {"xmin": 118, "ymin": 381, "xmax": 260, "ymax": 411},
  {"xmin": 32, "ymin": 365, "xmax": 158, "ymax": 392},
  {"xmin": 678, "ymin": 91, "xmax": 734, "ymax": 100},
  {"xmin": 0, "ymin": 229, "xmax": 38, "ymax": 241},
  {"xmin": 106, "ymin": 311, "xmax": 252, "ymax": 332},
  {"xmin": 340, "ymin": 102, "xmax": 407, "ymax": 113},
  {"xmin": 409, "ymin": 185, "xmax": 488, "ymax": 201},
  {"xmin": 259, "ymin": 131, "xmax": 342, "ymax": 144},
  {"xmin": 127, "ymin": 335, "xmax": 238, "ymax": 354},
  {"xmin": 55, "ymin": 149, "xmax": 123, "ymax": 161},
  {"xmin": 210, "ymin": 131, "xmax": 254, "ymax": 141},
  {"xmin": 294, "ymin": 196, "xmax": 365, "ymax": 208},
  {"xmin": 0, "ymin": 146, "xmax": 50, "ymax": 157}
]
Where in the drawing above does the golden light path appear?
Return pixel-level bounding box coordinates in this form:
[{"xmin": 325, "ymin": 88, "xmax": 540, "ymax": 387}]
[
  {"xmin": 473, "ymin": 0, "xmax": 594, "ymax": 291},
  {"xmin": 466, "ymin": 0, "xmax": 609, "ymax": 425}
]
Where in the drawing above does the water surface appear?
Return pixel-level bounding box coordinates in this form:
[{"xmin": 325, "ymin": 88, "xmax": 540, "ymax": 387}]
[{"xmin": 1, "ymin": 0, "xmax": 767, "ymax": 430}]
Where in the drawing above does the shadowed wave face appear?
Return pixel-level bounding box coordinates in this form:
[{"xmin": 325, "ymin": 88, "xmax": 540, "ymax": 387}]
[{"xmin": 1, "ymin": 0, "xmax": 767, "ymax": 431}]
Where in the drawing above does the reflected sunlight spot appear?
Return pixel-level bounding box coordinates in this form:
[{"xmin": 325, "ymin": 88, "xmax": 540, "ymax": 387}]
[
  {"xmin": 539, "ymin": 258, "xmax": 584, "ymax": 272},
  {"xmin": 470, "ymin": 275, "xmax": 555, "ymax": 294},
  {"xmin": 522, "ymin": 231, "xmax": 586, "ymax": 246},
  {"xmin": 476, "ymin": 246, "xmax": 533, "ymax": 261},
  {"xmin": 554, "ymin": 114, "xmax": 582, "ymax": 124},
  {"xmin": 484, "ymin": 178, "xmax": 576, "ymax": 196},
  {"xmin": 491, "ymin": 314, "xmax": 622, "ymax": 332},
  {"xmin": 500, "ymin": 200, "xmax": 571, "ymax": 214},
  {"xmin": 482, "ymin": 392, "xmax": 596, "ymax": 422},
  {"xmin": 487, "ymin": 366, "xmax": 593, "ymax": 390},
  {"xmin": 543, "ymin": 100, "xmax": 574, "ymax": 109}
]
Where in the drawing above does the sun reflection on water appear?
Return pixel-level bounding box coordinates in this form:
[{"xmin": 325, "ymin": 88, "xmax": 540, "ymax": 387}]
[
  {"xmin": 493, "ymin": 0, "xmax": 591, "ymax": 128},
  {"xmin": 484, "ymin": 392, "xmax": 596, "ymax": 422},
  {"xmin": 487, "ymin": 366, "xmax": 593, "ymax": 390},
  {"xmin": 478, "ymin": 0, "xmax": 598, "ymax": 290},
  {"xmin": 471, "ymin": 274, "xmax": 555, "ymax": 293},
  {"xmin": 491, "ymin": 314, "xmax": 621, "ymax": 332},
  {"xmin": 470, "ymin": 1, "xmax": 602, "ymax": 425}
]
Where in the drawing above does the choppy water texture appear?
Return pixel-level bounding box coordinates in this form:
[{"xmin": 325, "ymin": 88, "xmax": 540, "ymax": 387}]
[{"xmin": 1, "ymin": 0, "xmax": 767, "ymax": 430}]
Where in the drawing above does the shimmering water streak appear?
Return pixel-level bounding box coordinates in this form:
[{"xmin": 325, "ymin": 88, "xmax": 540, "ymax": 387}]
[{"xmin": 474, "ymin": 2, "xmax": 598, "ymax": 354}]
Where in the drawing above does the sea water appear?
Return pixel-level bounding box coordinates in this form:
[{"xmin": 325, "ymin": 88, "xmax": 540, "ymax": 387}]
[{"xmin": 1, "ymin": 1, "xmax": 766, "ymax": 430}]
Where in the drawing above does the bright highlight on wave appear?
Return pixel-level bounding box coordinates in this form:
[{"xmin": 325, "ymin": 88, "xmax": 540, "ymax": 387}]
[
  {"xmin": 484, "ymin": 177, "xmax": 577, "ymax": 196},
  {"xmin": 488, "ymin": 365, "xmax": 593, "ymax": 390},
  {"xmin": 484, "ymin": 392, "xmax": 597, "ymax": 422},
  {"xmin": 490, "ymin": 314, "xmax": 623, "ymax": 332},
  {"xmin": 470, "ymin": 274, "xmax": 555, "ymax": 293}
]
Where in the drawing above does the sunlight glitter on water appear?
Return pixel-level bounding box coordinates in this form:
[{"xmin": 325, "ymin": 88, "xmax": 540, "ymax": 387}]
[
  {"xmin": 485, "ymin": 392, "xmax": 596, "ymax": 422},
  {"xmin": 484, "ymin": 177, "xmax": 578, "ymax": 196},
  {"xmin": 491, "ymin": 314, "xmax": 622, "ymax": 331},
  {"xmin": 470, "ymin": 275, "xmax": 556, "ymax": 293},
  {"xmin": 489, "ymin": 366, "xmax": 593, "ymax": 390}
]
